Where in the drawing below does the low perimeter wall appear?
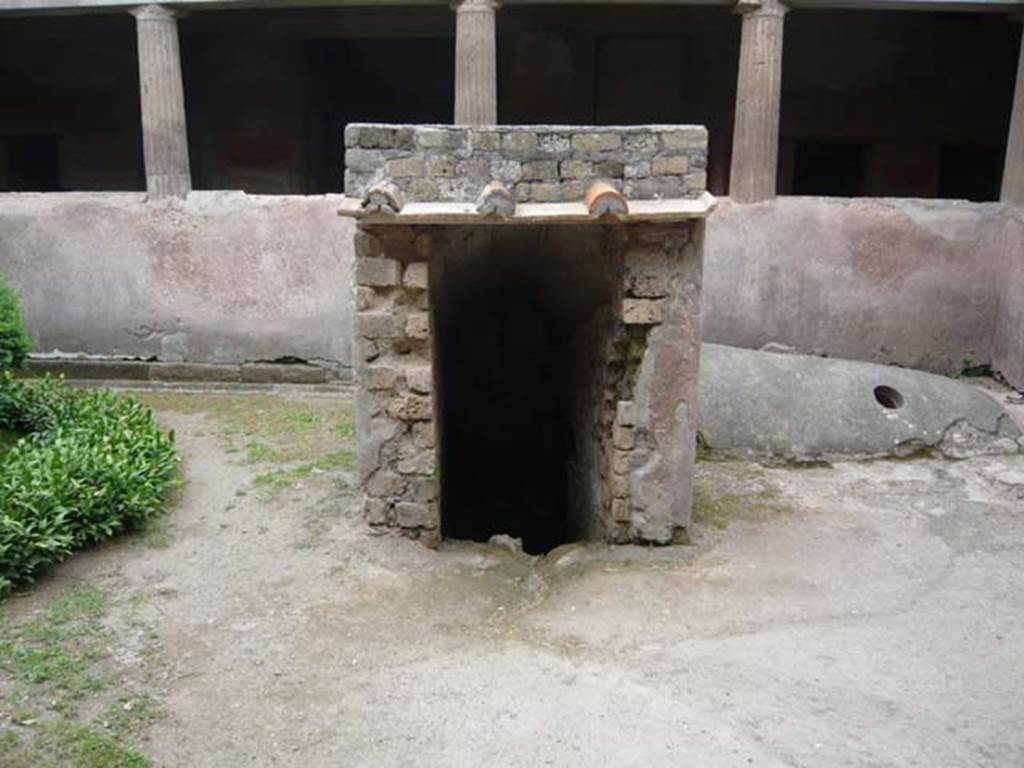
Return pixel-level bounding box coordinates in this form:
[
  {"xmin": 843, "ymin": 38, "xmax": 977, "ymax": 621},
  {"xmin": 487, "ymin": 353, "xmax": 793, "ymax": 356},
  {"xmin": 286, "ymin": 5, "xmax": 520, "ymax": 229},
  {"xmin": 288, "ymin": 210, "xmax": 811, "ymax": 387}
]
[
  {"xmin": 1, "ymin": 192, "xmax": 355, "ymax": 375},
  {"xmin": 1, "ymin": 192, "xmax": 1022, "ymax": 389}
]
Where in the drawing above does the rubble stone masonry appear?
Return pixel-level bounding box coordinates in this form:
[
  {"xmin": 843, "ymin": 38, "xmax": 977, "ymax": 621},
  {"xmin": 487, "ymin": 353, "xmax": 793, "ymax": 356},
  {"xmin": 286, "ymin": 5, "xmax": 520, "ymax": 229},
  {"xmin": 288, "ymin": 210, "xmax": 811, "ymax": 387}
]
[{"xmin": 344, "ymin": 124, "xmax": 708, "ymax": 204}]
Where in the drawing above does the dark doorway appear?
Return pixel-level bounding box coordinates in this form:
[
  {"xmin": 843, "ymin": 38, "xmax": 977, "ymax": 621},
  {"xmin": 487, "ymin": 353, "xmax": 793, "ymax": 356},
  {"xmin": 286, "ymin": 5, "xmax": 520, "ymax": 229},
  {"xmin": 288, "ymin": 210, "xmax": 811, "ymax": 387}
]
[{"xmin": 434, "ymin": 227, "xmax": 618, "ymax": 555}]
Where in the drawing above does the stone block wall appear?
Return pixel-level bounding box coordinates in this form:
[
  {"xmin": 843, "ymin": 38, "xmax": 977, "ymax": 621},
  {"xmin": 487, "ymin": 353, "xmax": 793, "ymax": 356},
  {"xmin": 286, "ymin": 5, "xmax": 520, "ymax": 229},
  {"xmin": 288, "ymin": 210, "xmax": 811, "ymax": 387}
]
[
  {"xmin": 353, "ymin": 218, "xmax": 704, "ymax": 547},
  {"xmin": 353, "ymin": 225, "xmax": 440, "ymax": 545},
  {"xmin": 343, "ymin": 124, "xmax": 708, "ymax": 204}
]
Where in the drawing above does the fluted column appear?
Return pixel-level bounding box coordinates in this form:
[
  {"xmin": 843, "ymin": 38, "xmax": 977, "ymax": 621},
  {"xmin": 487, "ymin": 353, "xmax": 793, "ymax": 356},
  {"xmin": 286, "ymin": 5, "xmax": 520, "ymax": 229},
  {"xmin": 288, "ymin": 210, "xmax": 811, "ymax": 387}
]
[
  {"xmin": 729, "ymin": 0, "xmax": 787, "ymax": 203},
  {"xmin": 1002, "ymin": 23, "xmax": 1024, "ymax": 205},
  {"xmin": 133, "ymin": 4, "xmax": 191, "ymax": 198},
  {"xmin": 453, "ymin": 0, "xmax": 498, "ymax": 126}
]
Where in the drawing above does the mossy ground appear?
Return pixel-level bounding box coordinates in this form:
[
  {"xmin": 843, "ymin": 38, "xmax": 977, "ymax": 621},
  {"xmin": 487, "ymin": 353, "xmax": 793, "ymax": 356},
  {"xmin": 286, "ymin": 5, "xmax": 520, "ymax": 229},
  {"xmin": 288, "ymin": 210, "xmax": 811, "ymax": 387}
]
[
  {"xmin": 691, "ymin": 461, "xmax": 796, "ymax": 530},
  {"xmin": 0, "ymin": 587, "xmax": 160, "ymax": 767},
  {"xmin": 133, "ymin": 390, "xmax": 356, "ymax": 502}
]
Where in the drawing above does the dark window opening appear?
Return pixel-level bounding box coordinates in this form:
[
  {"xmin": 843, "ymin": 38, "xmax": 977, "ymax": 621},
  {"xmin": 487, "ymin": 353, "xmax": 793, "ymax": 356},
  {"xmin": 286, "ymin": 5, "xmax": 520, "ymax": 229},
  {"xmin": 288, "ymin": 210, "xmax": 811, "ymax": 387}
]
[
  {"xmin": 498, "ymin": 7, "xmax": 738, "ymax": 196},
  {"xmin": 939, "ymin": 145, "xmax": 1002, "ymax": 202},
  {"xmin": 780, "ymin": 11, "xmax": 1018, "ymax": 200},
  {"xmin": 435, "ymin": 227, "xmax": 618, "ymax": 555},
  {"xmin": 2, "ymin": 135, "xmax": 60, "ymax": 191},
  {"xmin": 791, "ymin": 140, "xmax": 865, "ymax": 196},
  {"xmin": 181, "ymin": 8, "xmax": 454, "ymax": 194},
  {"xmin": 0, "ymin": 15, "xmax": 143, "ymax": 191}
]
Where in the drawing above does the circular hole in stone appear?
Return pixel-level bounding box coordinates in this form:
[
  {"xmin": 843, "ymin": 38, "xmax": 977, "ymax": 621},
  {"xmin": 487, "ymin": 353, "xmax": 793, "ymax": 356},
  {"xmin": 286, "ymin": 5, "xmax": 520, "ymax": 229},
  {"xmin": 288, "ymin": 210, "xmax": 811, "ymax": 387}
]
[{"xmin": 874, "ymin": 385, "xmax": 904, "ymax": 410}]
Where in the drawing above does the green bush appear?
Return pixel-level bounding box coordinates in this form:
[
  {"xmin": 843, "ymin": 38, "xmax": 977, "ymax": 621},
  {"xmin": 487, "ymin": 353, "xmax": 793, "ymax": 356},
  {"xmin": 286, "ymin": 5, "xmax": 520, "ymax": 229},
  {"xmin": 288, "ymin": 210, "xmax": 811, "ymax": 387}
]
[
  {"xmin": 0, "ymin": 276, "xmax": 31, "ymax": 372},
  {"xmin": 0, "ymin": 376, "xmax": 178, "ymax": 595}
]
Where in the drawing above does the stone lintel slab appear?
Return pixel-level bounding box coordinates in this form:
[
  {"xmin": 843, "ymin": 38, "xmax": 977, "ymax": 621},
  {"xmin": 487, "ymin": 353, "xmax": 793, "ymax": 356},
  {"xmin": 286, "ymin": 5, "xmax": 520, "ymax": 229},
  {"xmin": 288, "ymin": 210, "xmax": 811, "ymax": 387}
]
[{"xmin": 338, "ymin": 193, "xmax": 717, "ymax": 224}]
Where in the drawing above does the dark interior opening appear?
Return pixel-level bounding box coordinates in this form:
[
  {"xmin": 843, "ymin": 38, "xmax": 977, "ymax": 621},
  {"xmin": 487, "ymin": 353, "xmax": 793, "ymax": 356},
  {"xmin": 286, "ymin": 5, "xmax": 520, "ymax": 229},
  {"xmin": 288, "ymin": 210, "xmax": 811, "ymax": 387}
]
[
  {"xmin": 435, "ymin": 227, "xmax": 618, "ymax": 554},
  {"xmin": 792, "ymin": 140, "xmax": 865, "ymax": 196},
  {"xmin": 780, "ymin": 11, "xmax": 1018, "ymax": 199},
  {"xmin": 0, "ymin": 15, "xmax": 143, "ymax": 191},
  {"xmin": 180, "ymin": 8, "xmax": 453, "ymax": 193}
]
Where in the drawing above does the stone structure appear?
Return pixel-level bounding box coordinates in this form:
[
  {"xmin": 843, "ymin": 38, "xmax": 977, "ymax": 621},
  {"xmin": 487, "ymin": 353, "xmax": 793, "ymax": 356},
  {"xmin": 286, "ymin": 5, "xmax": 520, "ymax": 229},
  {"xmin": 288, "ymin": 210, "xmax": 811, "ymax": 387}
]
[
  {"xmin": 132, "ymin": 4, "xmax": 191, "ymax": 198},
  {"xmin": 454, "ymin": 0, "xmax": 498, "ymax": 126},
  {"xmin": 729, "ymin": 0, "xmax": 787, "ymax": 203},
  {"xmin": 343, "ymin": 124, "xmax": 708, "ymax": 204},
  {"xmin": 343, "ymin": 124, "xmax": 711, "ymax": 549},
  {"xmin": 1003, "ymin": 19, "xmax": 1024, "ymax": 205}
]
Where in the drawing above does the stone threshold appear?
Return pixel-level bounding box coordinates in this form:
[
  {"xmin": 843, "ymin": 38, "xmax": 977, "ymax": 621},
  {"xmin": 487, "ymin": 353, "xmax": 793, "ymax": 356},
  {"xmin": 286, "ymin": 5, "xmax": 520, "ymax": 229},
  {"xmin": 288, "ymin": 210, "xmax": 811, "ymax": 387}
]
[
  {"xmin": 337, "ymin": 192, "xmax": 717, "ymax": 224},
  {"xmin": 21, "ymin": 358, "xmax": 350, "ymax": 385}
]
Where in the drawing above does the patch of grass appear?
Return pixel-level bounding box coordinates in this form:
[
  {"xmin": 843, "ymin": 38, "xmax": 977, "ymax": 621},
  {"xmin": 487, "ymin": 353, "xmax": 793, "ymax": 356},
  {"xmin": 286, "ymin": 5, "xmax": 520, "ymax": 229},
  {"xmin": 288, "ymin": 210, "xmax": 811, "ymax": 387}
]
[
  {"xmin": 136, "ymin": 391, "xmax": 355, "ymax": 468},
  {"xmin": 0, "ymin": 586, "xmax": 108, "ymax": 709},
  {"xmin": 0, "ymin": 718, "xmax": 152, "ymax": 767},
  {"xmin": 249, "ymin": 449, "xmax": 355, "ymax": 499},
  {"xmin": 0, "ymin": 587, "xmax": 160, "ymax": 766}
]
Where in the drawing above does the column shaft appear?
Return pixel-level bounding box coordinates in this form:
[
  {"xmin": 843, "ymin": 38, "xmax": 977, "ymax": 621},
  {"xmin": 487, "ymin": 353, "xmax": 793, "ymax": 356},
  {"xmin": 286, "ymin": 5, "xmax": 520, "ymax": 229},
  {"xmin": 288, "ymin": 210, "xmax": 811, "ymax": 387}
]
[
  {"xmin": 133, "ymin": 4, "xmax": 191, "ymax": 198},
  {"xmin": 454, "ymin": 0, "xmax": 498, "ymax": 126},
  {"xmin": 729, "ymin": 0, "xmax": 787, "ymax": 203},
  {"xmin": 1002, "ymin": 27, "xmax": 1024, "ymax": 205}
]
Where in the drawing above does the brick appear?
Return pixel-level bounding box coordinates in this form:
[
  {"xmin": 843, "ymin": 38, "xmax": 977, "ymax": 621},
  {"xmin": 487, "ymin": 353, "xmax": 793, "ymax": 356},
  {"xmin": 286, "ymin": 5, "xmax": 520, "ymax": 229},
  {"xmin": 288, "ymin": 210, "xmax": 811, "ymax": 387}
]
[
  {"xmin": 558, "ymin": 181, "xmax": 587, "ymax": 202},
  {"xmin": 398, "ymin": 450, "xmax": 435, "ymax": 476},
  {"xmin": 626, "ymin": 272, "xmax": 670, "ymax": 298},
  {"xmin": 358, "ymin": 311, "xmax": 398, "ymax": 339},
  {"xmin": 531, "ymin": 182, "xmax": 561, "ymax": 202},
  {"xmin": 683, "ymin": 171, "xmax": 707, "ymax": 191},
  {"xmin": 358, "ymin": 339, "xmax": 379, "ymax": 362},
  {"xmin": 355, "ymin": 286, "xmax": 376, "ymax": 311},
  {"xmin": 357, "ymin": 126, "xmax": 415, "ymax": 149},
  {"xmin": 560, "ymin": 160, "xmax": 593, "ymax": 180},
  {"xmin": 661, "ymin": 129, "xmax": 706, "ymax": 150},
  {"xmin": 388, "ymin": 393, "xmax": 433, "ymax": 421},
  {"xmin": 403, "ymin": 262, "xmax": 429, "ymax": 290},
  {"xmin": 405, "ymin": 312, "xmax": 431, "ymax": 340},
  {"xmin": 427, "ymin": 157, "xmax": 456, "ymax": 177},
  {"xmin": 613, "ymin": 424, "xmax": 636, "ymax": 450},
  {"xmin": 572, "ymin": 132, "xmax": 621, "ymax": 152},
  {"xmin": 611, "ymin": 499, "xmax": 632, "ymax": 523},
  {"xmin": 405, "ymin": 365, "xmax": 433, "ymax": 394},
  {"xmin": 490, "ymin": 158, "xmax": 523, "ymax": 184},
  {"xmin": 616, "ymin": 400, "xmax": 636, "ymax": 427},
  {"xmin": 386, "ymin": 156, "xmax": 425, "ymax": 177},
  {"xmin": 365, "ymin": 364, "xmax": 402, "ymax": 391},
  {"xmin": 396, "ymin": 501, "xmax": 433, "ymax": 528},
  {"xmin": 353, "ymin": 230, "xmax": 382, "ymax": 259},
  {"xmin": 623, "ymin": 134, "xmax": 660, "ymax": 153},
  {"xmin": 622, "ymin": 298, "xmax": 666, "ymax": 325},
  {"xmin": 412, "ymin": 422, "xmax": 435, "ymax": 449},
  {"xmin": 416, "ymin": 127, "xmax": 467, "ymax": 150},
  {"xmin": 472, "ymin": 132, "xmax": 501, "ymax": 151},
  {"xmin": 502, "ymin": 132, "xmax": 538, "ymax": 153},
  {"xmin": 366, "ymin": 471, "xmax": 405, "ymax": 497},
  {"xmin": 408, "ymin": 477, "xmax": 438, "ymax": 502},
  {"xmin": 612, "ymin": 449, "xmax": 632, "ymax": 475},
  {"xmin": 652, "ymin": 155, "xmax": 689, "ymax": 175},
  {"xmin": 624, "ymin": 161, "xmax": 651, "ymax": 179},
  {"xmin": 594, "ymin": 161, "xmax": 625, "ymax": 178},
  {"xmin": 355, "ymin": 257, "xmax": 401, "ymax": 287},
  {"xmin": 521, "ymin": 160, "xmax": 558, "ymax": 181},
  {"xmin": 538, "ymin": 133, "xmax": 571, "ymax": 154},
  {"xmin": 363, "ymin": 496, "xmax": 389, "ymax": 525},
  {"xmin": 623, "ymin": 177, "xmax": 685, "ymax": 200},
  {"xmin": 407, "ymin": 178, "xmax": 439, "ymax": 199},
  {"xmin": 610, "ymin": 471, "xmax": 629, "ymax": 498}
]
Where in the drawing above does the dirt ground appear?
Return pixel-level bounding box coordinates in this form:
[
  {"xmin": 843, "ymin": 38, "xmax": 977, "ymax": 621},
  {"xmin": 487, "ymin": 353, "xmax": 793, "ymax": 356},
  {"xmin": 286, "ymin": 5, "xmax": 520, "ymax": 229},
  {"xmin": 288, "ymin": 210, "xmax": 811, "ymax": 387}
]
[{"xmin": 2, "ymin": 384, "xmax": 1024, "ymax": 767}]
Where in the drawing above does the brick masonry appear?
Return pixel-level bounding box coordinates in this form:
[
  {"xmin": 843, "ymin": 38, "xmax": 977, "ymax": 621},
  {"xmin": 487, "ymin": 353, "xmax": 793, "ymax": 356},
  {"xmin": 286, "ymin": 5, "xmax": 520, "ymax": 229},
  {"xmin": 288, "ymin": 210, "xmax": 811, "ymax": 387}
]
[
  {"xmin": 348, "ymin": 124, "xmax": 707, "ymax": 547},
  {"xmin": 344, "ymin": 124, "xmax": 708, "ymax": 204}
]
